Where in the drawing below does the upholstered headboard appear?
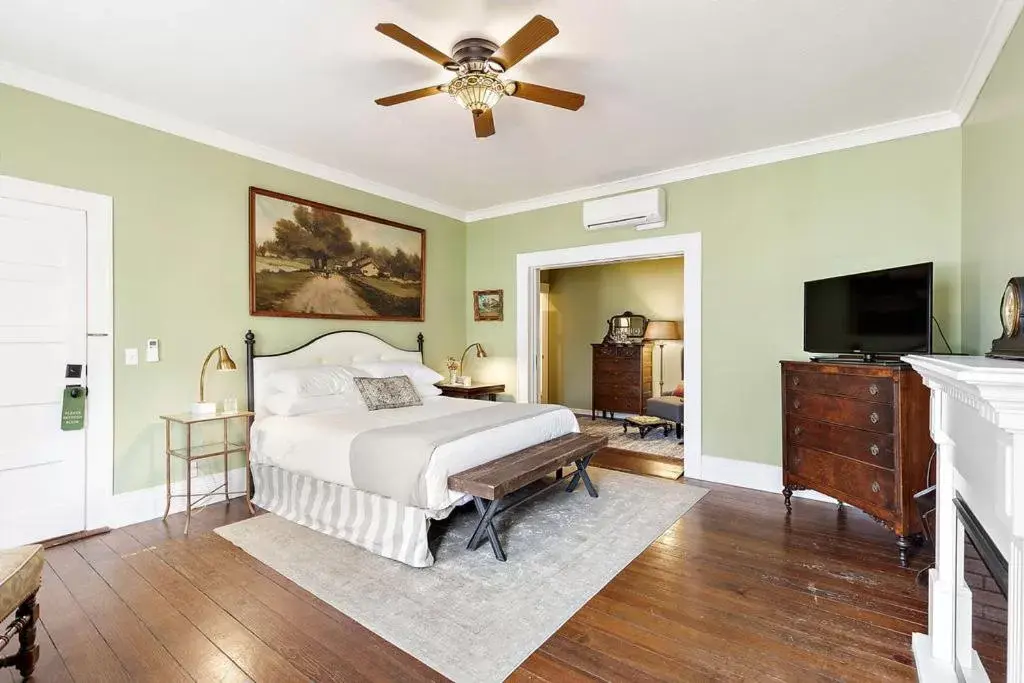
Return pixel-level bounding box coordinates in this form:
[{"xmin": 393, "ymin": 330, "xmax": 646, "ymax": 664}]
[{"xmin": 244, "ymin": 330, "xmax": 424, "ymax": 420}]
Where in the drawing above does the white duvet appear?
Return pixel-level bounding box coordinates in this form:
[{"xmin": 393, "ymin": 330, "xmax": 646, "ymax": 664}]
[{"xmin": 250, "ymin": 397, "xmax": 580, "ymax": 510}]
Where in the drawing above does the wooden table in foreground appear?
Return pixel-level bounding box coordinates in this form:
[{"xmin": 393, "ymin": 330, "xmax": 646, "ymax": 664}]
[
  {"xmin": 436, "ymin": 382, "xmax": 505, "ymax": 401},
  {"xmin": 158, "ymin": 410, "xmax": 255, "ymax": 534}
]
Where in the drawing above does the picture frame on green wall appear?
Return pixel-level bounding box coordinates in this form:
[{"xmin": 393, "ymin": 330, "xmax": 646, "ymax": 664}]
[{"xmin": 249, "ymin": 187, "xmax": 426, "ymax": 321}]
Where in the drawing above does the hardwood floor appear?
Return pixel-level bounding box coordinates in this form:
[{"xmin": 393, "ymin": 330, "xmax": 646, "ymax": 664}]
[{"xmin": 14, "ymin": 455, "xmax": 933, "ymax": 682}]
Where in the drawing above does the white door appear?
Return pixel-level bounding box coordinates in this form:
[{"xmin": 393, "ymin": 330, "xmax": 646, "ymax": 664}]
[{"xmin": 0, "ymin": 197, "xmax": 88, "ymax": 548}]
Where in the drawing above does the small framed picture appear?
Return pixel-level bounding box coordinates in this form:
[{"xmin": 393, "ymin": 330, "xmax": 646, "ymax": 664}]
[{"xmin": 473, "ymin": 289, "xmax": 504, "ymax": 321}]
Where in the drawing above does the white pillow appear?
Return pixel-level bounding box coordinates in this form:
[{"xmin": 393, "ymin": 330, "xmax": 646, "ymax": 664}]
[
  {"xmin": 417, "ymin": 384, "xmax": 442, "ymax": 398},
  {"xmin": 266, "ymin": 365, "xmax": 363, "ymax": 397},
  {"xmin": 354, "ymin": 360, "xmax": 443, "ymax": 386},
  {"xmin": 264, "ymin": 392, "xmax": 366, "ymax": 416}
]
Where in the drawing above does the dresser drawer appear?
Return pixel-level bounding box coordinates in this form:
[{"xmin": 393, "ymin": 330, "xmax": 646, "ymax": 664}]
[
  {"xmin": 786, "ymin": 371, "xmax": 893, "ymax": 404},
  {"xmin": 594, "ymin": 394, "xmax": 643, "ymax": 413},
  {"xmin": 787, "ymin": 390, "xmax": 894, "ymax": 434},
  {"xmin": 594, "ymin": 367, "xmax": 641, "ymax": 384},
  {"xmin": 789, "ymin": 446, "xmax": 896, "ymax": 512},
  {"xmin": 594, "ymin": 382, "xmax": 642, "ymax": 398},
  {"xmin": 786, "ymin": 416, "xmax": 894, "ymax": 469},
  {"xmin": 593, "ymin": 344, "xmax": 641, "ymax": 359}
]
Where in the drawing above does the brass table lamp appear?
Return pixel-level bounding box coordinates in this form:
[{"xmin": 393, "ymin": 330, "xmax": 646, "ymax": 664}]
[
  {"xmin": 457, "ymin": 343, "xmax": 487, "ymax": 386},
  {"xmin": 191, "ymin": 345, "xmax": 237, "ymax": 415}
]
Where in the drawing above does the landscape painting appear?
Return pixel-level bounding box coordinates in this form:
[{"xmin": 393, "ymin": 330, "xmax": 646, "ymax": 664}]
[{"xmin": 249, "ymin": 188, "xmax": 425, "ymax": 321}]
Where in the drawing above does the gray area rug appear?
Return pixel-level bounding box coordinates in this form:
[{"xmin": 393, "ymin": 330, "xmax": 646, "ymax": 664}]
[
  {"xmin": 579, "ymin": 414, "xmax": 684, "ymax": 458},
  {"xmin": 216, "ymin": 468, "xmax": 706, "ymax": 682}
]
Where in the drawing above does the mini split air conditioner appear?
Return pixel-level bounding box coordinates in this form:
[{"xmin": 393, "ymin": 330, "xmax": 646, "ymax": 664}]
[{"xmin": 582, "ymin": 188, "xmax": 666, "ymax": 232}]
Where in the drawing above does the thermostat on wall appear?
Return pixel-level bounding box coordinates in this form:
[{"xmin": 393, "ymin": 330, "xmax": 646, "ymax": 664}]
[{"xmin": 146, "ymin": 338, "xmax": 160, "ymax": 362}]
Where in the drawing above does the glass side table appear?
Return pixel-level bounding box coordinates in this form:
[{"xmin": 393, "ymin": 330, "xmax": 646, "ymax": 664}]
[{"xmin": 158, "ymin": 410, "xmax": 255, "ymax": 534}]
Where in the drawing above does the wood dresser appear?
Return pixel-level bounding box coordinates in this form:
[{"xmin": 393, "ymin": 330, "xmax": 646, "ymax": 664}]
[
  {"xmin": 591, "ymin": 342, "xmax": 653, "ymax": 419},
  {"xmin": 780, "ymin": 360, "xmax": 933, "ymax": 566}
]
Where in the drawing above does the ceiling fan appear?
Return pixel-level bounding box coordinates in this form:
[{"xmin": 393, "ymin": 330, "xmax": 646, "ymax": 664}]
[{"xmin": 374, "ymin": 15, "xmax": 585, "ymax": 138}]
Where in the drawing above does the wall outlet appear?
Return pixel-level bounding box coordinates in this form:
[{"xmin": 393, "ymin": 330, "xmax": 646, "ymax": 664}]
[{"xmin": 124, "ymin": 348, "xmax": 138, "ymax": 365}]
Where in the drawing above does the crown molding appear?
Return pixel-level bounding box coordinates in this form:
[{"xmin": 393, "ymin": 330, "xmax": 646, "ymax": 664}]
[
  {"xmin": 0, "ymin": 60, "xmax": 979, "ymax": 226},
  {"xmin": 952, "ymin": 0, "xmax": 1024, "ymax": 122},
  {"xmin": 0, "ymin": 61, "xmax": 467, "ymax": 221},
  {"xmin": 463, "ymin": 110, "xmax": 962, "ymax": 222}
]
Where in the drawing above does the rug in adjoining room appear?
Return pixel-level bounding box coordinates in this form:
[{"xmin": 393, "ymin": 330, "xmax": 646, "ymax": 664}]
[
  {"xmin": 215, "ymin": 468, "xmax": 707, "ymax": 683},
  {"xmin": 578, "ymin": 414, "xmax": 684, "ymax": 459}
]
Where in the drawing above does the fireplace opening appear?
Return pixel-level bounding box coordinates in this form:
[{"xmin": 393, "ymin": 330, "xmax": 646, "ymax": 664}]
[{"xmin": 955, "ymin": 494, "xmax": 1008, "ymax": 682}]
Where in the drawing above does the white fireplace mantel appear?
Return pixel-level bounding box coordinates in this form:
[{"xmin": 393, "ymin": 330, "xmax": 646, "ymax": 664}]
[{"xmin": 904, "ymin": 354, "xmax": 1024, "ymax": 683}]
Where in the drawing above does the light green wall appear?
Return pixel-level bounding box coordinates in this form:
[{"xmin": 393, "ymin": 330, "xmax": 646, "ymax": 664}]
[
  {"xmin": 546, "ymin": 258, "xmax": 684, "ymax": 408},
  {"xmin": 467, "ymin": 130, "xmax": 963, "ymax": 466},
  {"xmin": 962, "ymin": 14, "xmax": 1024, "ymax": 354},
  {"xmin": 0, "ymin": 84, "xmax": 466, "ymax": 494}
]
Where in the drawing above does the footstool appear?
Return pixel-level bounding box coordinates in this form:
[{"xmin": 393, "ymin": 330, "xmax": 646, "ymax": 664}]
[
  {"xmin": 0, "ymin": 545, "xmax": 43, "ymax": 680},
  {"xmin": 646, "ymin": 396, "xmax": 684, "ymax": 440}
]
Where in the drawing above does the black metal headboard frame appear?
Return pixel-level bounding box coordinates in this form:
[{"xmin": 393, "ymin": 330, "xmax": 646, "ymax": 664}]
[{"xmin": 244, "ymin": 329, "xmax": 425, "ymax": 412}]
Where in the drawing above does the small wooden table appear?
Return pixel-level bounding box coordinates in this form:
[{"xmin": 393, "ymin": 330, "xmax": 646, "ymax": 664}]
[
  {"xmin": 436, "ymin": 382, "xmax": 505, "ymax": 401},
  {"xmin": 622, "ymin": 414, "xmax": 673, "ymax": 439},
  {"xmin": 448, "ymin": 433, "xmax": 608, "ymax": 561},
  {"xmin": 159, "ymin": 410, "xmax": 255, "ymax": 534}
]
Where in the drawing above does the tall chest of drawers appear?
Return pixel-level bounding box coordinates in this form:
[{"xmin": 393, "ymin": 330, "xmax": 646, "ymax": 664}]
[
  {"xmin": 780, "ymin": 360, "xmax": 933, "ymax": 566},
  {"xmin": 591, "ymin": 343, "xmax": 653, "ymax": 418}
]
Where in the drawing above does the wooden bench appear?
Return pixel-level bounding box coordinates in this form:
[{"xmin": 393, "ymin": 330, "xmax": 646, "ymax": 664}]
[{"xmin": 447, "ymin": 433, "xmax": 608, "ymax": 562}]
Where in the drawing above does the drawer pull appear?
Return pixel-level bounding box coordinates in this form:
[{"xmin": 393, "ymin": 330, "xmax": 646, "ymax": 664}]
[
  {"xmin": 869, "ymin": 411, "xmax": 879, "ymax": 424},
  {"xmin": 793, "ymin": 399, "xmax": 801, "ymax": 410},
  {"xmin": 869, "ymin": 444, "xmax": 880, "ymax": 457},
  {"xmin": 869, "ymin": 384, "xmax": 879, "ymax": 396},
  {"xmin": 793, "ymin": 426, "xmax": 803, "ymax": 437},
  {"xmin": 871, "ymin": 481, "xmax": 881, "ymax": 494},
  {"xmin": 792, "ymin": 376, "xmax": 800, "ymax": 387}
]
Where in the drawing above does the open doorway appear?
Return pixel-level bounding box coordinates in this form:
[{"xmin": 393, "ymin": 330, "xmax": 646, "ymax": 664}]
[
  {"xmin": 515, "ymin": 233, "xmax": 702, "ymax": 478},
  {"xmin": 540, "ymin": 257, "xmax": 685, "ymax": 461}
]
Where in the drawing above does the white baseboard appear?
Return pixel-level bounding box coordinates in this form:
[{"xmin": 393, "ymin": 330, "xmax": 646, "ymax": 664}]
[
  {"xmin": 696, "ymin": 454, "xmax": 837, "ymax": 503},
  {"xmin": 107, "ymin": 467, "xmax": 248, "ymax": 529}
]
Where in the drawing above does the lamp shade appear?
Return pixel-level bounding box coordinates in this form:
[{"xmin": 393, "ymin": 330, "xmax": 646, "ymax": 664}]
[
  {"xmin": 216, "ymin": 346, "xmax": 237, "ymax": 371},
  {"xmin": 644, "ymin": 320, "xmax": 682, "ymax": 341}
]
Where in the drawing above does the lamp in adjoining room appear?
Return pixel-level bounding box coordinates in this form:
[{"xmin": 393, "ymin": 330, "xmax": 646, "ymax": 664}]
[
  {"xmin": 644, "ymin": 320, "xmax": 682, "ymax": 395},
  {"xmin": 192, "ymin": 345, "xmax": 237, "ymax": 415},
  {"xmin": 457, "ymin": 342, "xmax": 487, "ymax": 386}
]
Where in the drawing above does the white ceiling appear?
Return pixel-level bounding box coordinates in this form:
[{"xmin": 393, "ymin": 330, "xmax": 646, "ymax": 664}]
[{"xmin": 0, "ymin": 0, "xmax": 1014, "ymax": 219}]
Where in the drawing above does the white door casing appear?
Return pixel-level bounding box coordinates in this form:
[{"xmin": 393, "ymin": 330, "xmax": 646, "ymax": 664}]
[
  {"xmin": 515, "ymin": 233, "xmax": 702, "ymax": 477},
  {"xmin": 0, "ymin": 175, "xmax": 113, "ymax": 547},
  {"xmin": 539, "ymin": 283, "xmax": 550, "ymax": 404}
]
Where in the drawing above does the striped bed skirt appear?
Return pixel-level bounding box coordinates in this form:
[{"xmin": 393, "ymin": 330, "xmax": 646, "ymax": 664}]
[{"xmin": 250, "ymin": 463, "xmax": 456, "ymax": 568}]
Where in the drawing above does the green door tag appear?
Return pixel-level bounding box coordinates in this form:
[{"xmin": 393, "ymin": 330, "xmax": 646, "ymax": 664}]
[{"xmin": 61, "ymin": 387, "xmax": 86, "ymax": 431}]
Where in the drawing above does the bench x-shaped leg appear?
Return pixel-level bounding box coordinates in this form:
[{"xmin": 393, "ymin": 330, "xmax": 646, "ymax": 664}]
[
  {"xmin": 566, "ymin": 453, "xmax": 598, "ymax": 498},
  {"xmin": 467, "ymin": 497, "xmax": 506, "ymax": 562}
]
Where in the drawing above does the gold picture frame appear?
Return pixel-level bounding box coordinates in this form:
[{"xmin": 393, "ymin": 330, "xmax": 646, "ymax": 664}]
[
  {"xmin": 473, "ymin": 289, "xmax": 504, "ymax": 321},
  {"xmin": 249, "ymin": 187, "xmax": 426, "ymax": 321}
]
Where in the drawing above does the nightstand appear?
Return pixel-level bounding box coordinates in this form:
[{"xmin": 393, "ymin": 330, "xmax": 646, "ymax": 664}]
[
  {"xmin": 159, "ymin": 410, "xmax": 255, "ymax": 534},
  {"xmin": 436, "ymin": 383, "xmax": 506, "ymax": 401}
]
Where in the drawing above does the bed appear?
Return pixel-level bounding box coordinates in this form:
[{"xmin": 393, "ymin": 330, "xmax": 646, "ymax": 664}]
[{"xmin": 243, "ymin": 330, "xmax": 579, "ymax": 567}]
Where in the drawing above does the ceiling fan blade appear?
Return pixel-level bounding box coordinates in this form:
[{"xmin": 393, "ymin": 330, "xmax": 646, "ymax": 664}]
[
  {"xmin": 375, "ymin": 85, "xmax": 444, "ymax": 107},
  {"xmin": 474, "ymin": 109, "xmax": 495, "ymax": 138},
  {"xmin": 508, "ymin": 81, "xmax": 585, "ymax": 111},
  {"xmin": 490, "ymin": 15, "xmax": 559, "ymax": 71},
  {"xmin": 375, "ymin": 23, "xmax": 456, "ymax": 69}
]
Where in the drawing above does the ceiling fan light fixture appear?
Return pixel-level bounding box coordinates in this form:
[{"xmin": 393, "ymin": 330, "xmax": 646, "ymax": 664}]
[{"xmin": 447, "ymin": 71, "xmax": 505, "ymax": 113}]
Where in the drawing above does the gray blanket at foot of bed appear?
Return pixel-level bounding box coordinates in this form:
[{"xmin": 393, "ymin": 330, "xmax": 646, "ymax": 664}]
[{"xmin": 349, "ymin": 402, "xmax": 562, "ymax": 507}]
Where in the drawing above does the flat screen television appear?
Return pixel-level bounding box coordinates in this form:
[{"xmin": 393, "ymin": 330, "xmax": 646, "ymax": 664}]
[{"xmin": 804, "ymin": 262, "xmax": 933, "ymax": 357}]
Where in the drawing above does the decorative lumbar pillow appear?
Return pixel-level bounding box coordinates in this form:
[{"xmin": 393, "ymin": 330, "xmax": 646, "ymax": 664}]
[
  {"xmin": 264, "ymin": 392, "xmax": 366, "ymax": 417},
  {"xmin": 354, "ymin": 376, "xmax": 423, "ymax": 411},
  {"xmin": 267, "ymin": 365, "xmax": 363, "ymax": 397},
  {"xmin": 353, "ymin": 360, "xmax": 443, "ymax": 387},
  {"xmin": 671, "ymin": 381, "xmax": 684, "ymax": 398}
]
